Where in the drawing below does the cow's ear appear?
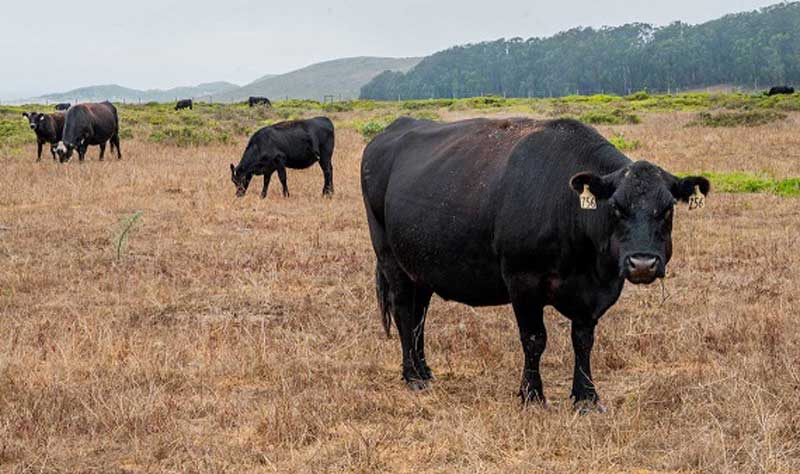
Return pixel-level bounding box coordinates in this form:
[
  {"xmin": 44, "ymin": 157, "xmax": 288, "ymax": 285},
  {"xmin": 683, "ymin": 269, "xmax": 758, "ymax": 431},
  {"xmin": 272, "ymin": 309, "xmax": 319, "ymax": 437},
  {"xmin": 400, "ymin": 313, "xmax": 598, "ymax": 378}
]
[
  {"xmin": 570, "ymin": 172, "xmax": 617, "ymax": 211},
  {"xmin": 570, "ymin": 172, "xmax": 616, "ymax": 198},
  {"xmin": 230, "ymin": 164, "xmax": 236, "ymax": 175},
  {"xmin": 669, "ymin": 175, "xmax": 710, "ymax": 210},
  {"xmin": 669, "ymin": 176, "xmax": 710, "ymax": 202},
  {"xmin": 22, "ymin": 112, "xmax": 28, "ymax": 118}
]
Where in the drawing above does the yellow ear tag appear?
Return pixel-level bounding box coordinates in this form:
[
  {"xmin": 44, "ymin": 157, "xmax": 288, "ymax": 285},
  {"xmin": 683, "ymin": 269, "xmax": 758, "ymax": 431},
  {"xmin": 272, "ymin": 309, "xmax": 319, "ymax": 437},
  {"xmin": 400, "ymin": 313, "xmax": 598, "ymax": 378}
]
[
  {"xmin": 580, "ymin": 184, "xmax": 597, "ymax": 210},
  {"xmin": 688, "ymin": 185, "xmax": 705, "ymax": 211}
]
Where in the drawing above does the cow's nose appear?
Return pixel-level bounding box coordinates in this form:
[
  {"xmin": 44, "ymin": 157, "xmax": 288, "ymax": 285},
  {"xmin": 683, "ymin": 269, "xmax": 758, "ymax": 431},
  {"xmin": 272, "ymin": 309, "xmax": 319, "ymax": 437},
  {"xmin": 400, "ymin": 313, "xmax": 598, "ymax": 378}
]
[
  {"xmin": 626, "ymin": 254, "xmax": 659, "ymax": 283},
  {"xmin": 29, "ymin": 124, "xmax": 36, "ymax": 129}
]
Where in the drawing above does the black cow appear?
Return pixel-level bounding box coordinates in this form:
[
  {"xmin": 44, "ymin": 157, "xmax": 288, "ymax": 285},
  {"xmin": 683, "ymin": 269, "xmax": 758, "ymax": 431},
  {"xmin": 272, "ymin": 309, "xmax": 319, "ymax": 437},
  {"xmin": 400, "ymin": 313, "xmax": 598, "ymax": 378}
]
[
  {"xmin": 175, "ymin": 99, "xmax": 193, "ymax": 110},
  {"xmin": 248, "ymin": 96, "xmax": 272, "ymax": 107},
  {"xmin": 56, "ymin": 101, "xmax": 121, "ymax": 163},
  {"xmin": 362, "ymin": 117, "xmax": 710, "ymax": 410},
  {"xmin": 22, "ymin": 111, "xmax": 65, "ymax": 161},
  {"xmin": 768, "ymin": 86, "xmax": 795, "ymax": 96},
  {"xmin": 230, "ymin": 117, "xmax": 334, "ymax": 199},
  {"xmin": 54, "ymin": 103, "xmax": 71, "ymax": 111}
]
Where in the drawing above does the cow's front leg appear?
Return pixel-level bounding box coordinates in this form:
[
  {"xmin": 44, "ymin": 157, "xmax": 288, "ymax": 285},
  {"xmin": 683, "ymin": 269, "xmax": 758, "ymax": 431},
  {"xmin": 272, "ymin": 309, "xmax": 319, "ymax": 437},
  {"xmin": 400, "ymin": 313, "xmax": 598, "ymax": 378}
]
[
  {"xmin": 36, "ymin": 141, "xmax": 43, "ymax": 161},
  {"xmin": 261, "ymin": 172, "xmax": 273, "ymax": 199},
  {"xmin": 510, "ymin": 296, "xmax": 547, "ymax": 405},
  {"xmin": 571, "ymin": 320, "xmax": 605, "ymax": 413}
]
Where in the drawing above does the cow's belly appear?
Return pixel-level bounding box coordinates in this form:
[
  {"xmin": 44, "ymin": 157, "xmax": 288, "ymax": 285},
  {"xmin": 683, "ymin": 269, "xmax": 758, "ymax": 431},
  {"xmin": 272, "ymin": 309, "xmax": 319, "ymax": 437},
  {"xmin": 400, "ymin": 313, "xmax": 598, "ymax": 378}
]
[{"xmin": 385, "ymin": 195, "xmax": 509, "ymax": 307}]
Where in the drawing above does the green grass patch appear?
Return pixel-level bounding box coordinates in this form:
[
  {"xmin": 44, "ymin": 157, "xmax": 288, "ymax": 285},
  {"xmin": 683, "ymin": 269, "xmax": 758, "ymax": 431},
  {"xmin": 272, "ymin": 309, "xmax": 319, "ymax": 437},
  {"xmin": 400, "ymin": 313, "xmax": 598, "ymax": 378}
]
[
  {"xmin": 688, "ymin": 110, "xmax": 786, "ymax": 127},
  {"xmin": 608, "ymin": 133, "xmax": 641, "ymax": 151},
  {"xmin": 681, "ymin": 172, "xmax": 800, "ymax": 197}
]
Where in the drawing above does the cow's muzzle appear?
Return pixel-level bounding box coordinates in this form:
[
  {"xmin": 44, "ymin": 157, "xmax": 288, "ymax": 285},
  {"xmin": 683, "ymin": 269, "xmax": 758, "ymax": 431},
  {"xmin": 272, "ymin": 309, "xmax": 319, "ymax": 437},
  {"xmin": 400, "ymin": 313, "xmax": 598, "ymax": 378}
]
[{"xmin": 624, "ymin": 254, "xmax": 663, "ymax": 285}]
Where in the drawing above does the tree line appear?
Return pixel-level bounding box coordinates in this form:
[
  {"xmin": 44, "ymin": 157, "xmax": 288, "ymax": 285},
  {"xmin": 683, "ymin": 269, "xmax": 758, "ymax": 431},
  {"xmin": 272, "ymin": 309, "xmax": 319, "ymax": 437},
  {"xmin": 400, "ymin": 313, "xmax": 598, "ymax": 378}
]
[{"xmin": 361, "ymin": 2, "xmax": 800, "ymax": 100}]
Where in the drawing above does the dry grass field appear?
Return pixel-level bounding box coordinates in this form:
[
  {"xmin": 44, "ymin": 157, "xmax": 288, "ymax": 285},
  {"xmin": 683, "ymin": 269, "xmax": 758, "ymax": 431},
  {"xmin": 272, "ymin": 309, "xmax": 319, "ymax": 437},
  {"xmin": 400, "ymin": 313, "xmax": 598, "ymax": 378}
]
[{"xmin": 1, "ymin": 109, "xmax": 799, "ymax": 472}]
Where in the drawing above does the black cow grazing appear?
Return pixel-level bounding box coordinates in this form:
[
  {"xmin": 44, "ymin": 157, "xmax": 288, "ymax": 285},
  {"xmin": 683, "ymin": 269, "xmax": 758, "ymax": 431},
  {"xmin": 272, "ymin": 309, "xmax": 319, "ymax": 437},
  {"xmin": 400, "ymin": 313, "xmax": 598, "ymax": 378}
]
[
  {"xmin": 56, "ymin": 101, "xmax": 121, "ymax": 163},
  {"xmin": 362, "ymin": 117, "xmax": 710, "ymax": 410},
  {"xmin": 54, "ymin": 103, "xmax": 71, "ymax": 111},
  {"xmin": 175, "ymin": 99, "xmax": 193, "ymax": 110},
  {"xmin": 22, "ymin": 111, "xmax": 65, "ymax": 161},
  {"xmin": 248, "ymin": 96, "xmax": 272, "ymax": 107},
  {"xmin": 768, "ymin": 86, "xmax": 795, "ymax": 96},
  {"xmin": 230, "ymin": 117, "xmax": 334, "ymax": 199}
]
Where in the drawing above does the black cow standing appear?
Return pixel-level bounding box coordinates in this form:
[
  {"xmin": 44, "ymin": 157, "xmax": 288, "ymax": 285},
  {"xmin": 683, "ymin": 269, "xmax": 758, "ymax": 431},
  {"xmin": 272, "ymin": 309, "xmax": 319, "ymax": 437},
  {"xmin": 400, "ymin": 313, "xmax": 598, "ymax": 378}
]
[
  {"xmin": 248, "ymin": 96, "xmax": 272, "ymax": 108},
  {"xmin": 768, "ymin": 86, "xmax": 795, "ymax": 96},
  {"xmin": 56, "ymin": 101, "xmax": 121, "ymax": 163},
  {"xmin": 23, "ymin": 111, "xmax": 65, "ymax": 161},
  {"xmin": 54, "ymin": 103, "xmax": 71, "ymax": 111},
  {"xmin": 362, "ymin": 117, "xmax": 710, "ymax": 410},
  {"xmin": 175, "ymin": 99, "xmax": 193, "ymax": 110},
  {"xmin": 230, "ymin": 117, "xmax": 334, "ymax": 199}
]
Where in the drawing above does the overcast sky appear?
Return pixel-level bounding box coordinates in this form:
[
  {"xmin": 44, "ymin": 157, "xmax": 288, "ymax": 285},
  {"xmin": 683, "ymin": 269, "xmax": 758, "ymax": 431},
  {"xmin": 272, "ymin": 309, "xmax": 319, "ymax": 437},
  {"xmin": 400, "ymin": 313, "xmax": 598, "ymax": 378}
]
[{"xmin": 0, "ymin": 0, "xmax": 779, "ymax": 99}]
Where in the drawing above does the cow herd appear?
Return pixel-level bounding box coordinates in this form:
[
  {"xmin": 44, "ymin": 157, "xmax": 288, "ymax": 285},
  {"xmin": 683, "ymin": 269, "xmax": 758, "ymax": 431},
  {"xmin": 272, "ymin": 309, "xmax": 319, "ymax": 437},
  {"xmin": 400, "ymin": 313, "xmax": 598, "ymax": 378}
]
[
  {"xmin": 23, "ymin": 101, "xmax": 121, "ymax": 163},
  {"xmin": 32, "ymin": 88, "xmax": 797, "ymax": 412}
]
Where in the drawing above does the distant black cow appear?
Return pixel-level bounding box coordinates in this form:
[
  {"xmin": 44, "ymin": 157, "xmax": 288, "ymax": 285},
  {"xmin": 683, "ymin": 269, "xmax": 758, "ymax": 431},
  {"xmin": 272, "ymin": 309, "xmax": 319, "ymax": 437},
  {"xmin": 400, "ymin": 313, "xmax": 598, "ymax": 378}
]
[
  {"xmin": 54, "ymin": 103, "xmax": 71, "ymax": 111},
  {"xmin": 248, "ymin": 96, "xmax": 272, "ymax": 107},
  {"xmin": 175, "ymin": 99, "xmax": 193, "ymax": 110},
  {"xmin": 230, "ymin": 117, "xmax": 334, "ymax": 199},
  {"xmin": 362, "ymin": 117, "xmax": 710, "ymax": 410},
  {"xmin": 56, "ymin": 101, "xmax": 121, "ymax": 163},
  {"xmin": 22, "ymin": 111, "xmax": 65, "ymax": 161},
  {"xmin": 768, "ymin": 86, "xmax": 794, "ymax": 96}
]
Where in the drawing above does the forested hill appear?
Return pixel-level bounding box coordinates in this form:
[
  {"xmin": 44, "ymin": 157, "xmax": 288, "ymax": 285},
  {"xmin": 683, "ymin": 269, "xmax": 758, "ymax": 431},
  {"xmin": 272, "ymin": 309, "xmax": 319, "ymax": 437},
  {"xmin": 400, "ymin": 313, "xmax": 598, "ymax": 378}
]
[{"xmin": 361, "ymin": 2, "xmax": 800, "ymax": 100}]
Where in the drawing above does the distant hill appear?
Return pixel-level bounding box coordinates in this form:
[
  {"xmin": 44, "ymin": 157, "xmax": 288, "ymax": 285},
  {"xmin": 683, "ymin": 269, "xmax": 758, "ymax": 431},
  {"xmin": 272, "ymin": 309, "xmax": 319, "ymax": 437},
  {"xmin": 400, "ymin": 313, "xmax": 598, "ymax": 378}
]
[
  {"xmin": 216, "ymin": 57, "xmax": 422, "ymax": 102},
  {"xmin": 28, "ymin": 81, "xmax": 239, "ymax": 104},
  {"xmin": 361, "ymin": 2, "xmax": 800, "ymax": 99}
]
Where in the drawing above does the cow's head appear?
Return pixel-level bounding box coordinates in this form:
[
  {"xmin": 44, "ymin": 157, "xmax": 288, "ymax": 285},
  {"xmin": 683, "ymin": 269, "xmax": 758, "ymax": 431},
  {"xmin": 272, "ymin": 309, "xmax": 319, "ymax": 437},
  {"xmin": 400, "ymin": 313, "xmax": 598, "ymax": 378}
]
[
  {"xmin": 56, "ymin": 141, "xmax": 74, "ymax": 163},
  {"xmin": 23, "ymin": 112, "xmax": 46, "ymax": 132},
  {"xmin": 571, "ymin": 161, "xmax": 709, "ymax": 285},
  {"xmin": 230, "ymin": 163, "xmax": 252, "ymax": 198}
]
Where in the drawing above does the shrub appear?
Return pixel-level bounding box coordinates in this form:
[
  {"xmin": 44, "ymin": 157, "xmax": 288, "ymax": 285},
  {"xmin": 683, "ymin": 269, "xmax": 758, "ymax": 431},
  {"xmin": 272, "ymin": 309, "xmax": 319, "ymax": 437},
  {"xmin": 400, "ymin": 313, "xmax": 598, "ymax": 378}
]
[
  {"xmin": 626, "ymin": 91, "xmax": 650, "ymax": 101},
  {"xmin": 149, "ymin": 125, "xmax": 231, "ymax": 147},
  {"xmin": 358, "ymin": 117, "xmax": 394, "ymax": 142},
  {"xmin": 688, "ymin": 110, "xmax": 786, "ymax": 128},
  {"xmin": 580, "ymin": 109, "xmax": 641, "ymax": 125}
]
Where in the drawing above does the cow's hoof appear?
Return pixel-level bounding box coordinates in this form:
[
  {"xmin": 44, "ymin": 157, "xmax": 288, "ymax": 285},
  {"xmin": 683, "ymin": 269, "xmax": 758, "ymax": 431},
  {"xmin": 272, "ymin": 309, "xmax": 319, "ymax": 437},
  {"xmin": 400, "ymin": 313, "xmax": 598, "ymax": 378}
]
[
  {"xmin": 406, "ymin": 379, "xmax": 431, "ymax": 392},
  {"xmin": 519, "ymin": 391, "xmax": 547, "ymax": 408},
  {"xmin": 260, "ymin": 193, "xmax": 267, "ymax": 200},
  {"xmin": 574, "ymin": 399, "xmax": 607, "ymax": 415}
]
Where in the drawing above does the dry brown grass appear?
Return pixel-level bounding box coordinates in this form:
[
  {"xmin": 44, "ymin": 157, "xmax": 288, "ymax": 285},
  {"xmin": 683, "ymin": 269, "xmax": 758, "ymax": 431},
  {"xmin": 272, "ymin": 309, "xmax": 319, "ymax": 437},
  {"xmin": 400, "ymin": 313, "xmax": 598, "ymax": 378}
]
[{"xmin": 1, "ymin": 111, "xmax": 799, "ymax": 473}]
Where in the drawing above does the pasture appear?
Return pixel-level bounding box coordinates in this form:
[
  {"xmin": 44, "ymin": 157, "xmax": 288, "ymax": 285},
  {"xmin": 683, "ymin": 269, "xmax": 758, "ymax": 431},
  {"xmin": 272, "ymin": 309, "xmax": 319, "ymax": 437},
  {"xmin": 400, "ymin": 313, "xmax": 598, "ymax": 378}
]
[{"xmin": 1, "ymin": 95, "xmax": 799, "ymax": 472}]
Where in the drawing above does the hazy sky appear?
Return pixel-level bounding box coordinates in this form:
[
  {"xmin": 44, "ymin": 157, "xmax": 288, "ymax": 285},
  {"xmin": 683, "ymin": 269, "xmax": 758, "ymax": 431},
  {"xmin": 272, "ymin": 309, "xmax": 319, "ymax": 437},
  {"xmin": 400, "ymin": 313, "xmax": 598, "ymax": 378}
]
[{"xmin": 1, "ymin": 0, "xmax": 779, "ymax": 99}]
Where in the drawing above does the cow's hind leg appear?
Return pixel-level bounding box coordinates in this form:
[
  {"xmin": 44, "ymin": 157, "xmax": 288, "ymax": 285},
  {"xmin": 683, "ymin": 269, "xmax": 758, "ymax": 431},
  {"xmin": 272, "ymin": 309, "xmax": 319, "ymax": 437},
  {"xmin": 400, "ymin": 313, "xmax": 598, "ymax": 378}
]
[
  {"xmin": 276, "ymin": 162, "xmax": 289, "ymax": 197},
  {"xmin": 98, "ymin": 142, "xmax": 106, "ymax": 161},
  {"xmin": 111, "ymin": 133, "xmax": 122, "ymax": 159},
  {"xmin": 377, "ymin": 262, "xmax": 434, "ymax": 389},
  {"xmin": 367, "ymin": 203, "xmax": 433, "ymax": 389},
  {"xmin": 318, "ymin": 144, "xmax": 334, "ymax": 197}
]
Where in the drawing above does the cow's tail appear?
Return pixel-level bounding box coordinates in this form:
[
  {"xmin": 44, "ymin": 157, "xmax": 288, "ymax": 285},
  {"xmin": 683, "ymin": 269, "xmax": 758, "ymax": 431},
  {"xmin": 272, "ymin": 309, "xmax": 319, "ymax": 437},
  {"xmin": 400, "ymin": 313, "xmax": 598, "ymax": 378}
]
[{"xmin": 375, "ymin": 264, "xmax": 393, "ymax": 338}]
